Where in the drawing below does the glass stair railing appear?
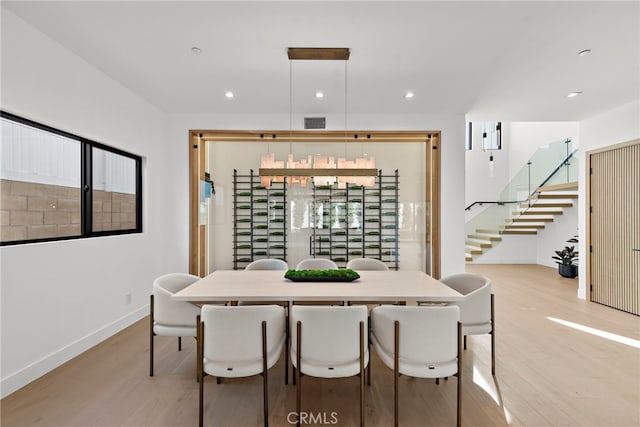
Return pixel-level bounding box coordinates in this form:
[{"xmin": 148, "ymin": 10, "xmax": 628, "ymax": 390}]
[{"xmin": 465, "ymin": 138, "xmax": 578, "ymax": 260}]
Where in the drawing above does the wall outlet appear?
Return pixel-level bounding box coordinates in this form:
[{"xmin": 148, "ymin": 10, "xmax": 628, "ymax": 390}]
[{"xmin": 125, "ymin": 293, "xmax": 132, "ymax": 305}]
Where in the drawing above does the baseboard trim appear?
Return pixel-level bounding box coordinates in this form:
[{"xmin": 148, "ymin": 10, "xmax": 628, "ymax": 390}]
[
  {"xmin": 467, "ymin": 259, "xmax": 537, "ymax": 265},
  {"xmin": 0, "ymin": 305, "xmax": 148, "ymax": 399}
]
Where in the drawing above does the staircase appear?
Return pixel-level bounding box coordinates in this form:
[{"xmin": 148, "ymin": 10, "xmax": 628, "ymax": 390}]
[{"xmin": 465, "ymin": 183, "xmax": 578, "ymax": 261}]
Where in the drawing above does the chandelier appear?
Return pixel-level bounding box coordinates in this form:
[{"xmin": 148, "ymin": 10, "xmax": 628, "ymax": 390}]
[{"xmin": 259, "ymin": 48, "xmax": 377, "ymax": 188}]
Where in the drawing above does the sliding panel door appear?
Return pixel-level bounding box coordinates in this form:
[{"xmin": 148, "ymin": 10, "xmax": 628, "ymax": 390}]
[{"xmin": 590, "ymin": 140, "xmax": 640, "ymax": 314}]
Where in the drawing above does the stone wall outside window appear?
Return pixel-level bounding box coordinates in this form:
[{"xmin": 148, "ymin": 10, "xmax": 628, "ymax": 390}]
[{"xmin": 1, "ymin": 179, "xmax": 135, "ymax": 242}]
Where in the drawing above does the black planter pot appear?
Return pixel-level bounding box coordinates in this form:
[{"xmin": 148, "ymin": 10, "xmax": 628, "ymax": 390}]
[{"xmin": 558, "ymin": 263, "xmax": 578, "ymax": 278}]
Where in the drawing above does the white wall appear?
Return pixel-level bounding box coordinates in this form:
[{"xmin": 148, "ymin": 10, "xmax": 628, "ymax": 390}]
[
  {"xmin": 165, "ymin": 112, "xmax": 467, "ymax": 278},
  {"xmin": 503, "ymin": 122, "xmax": 579, "ymax": 180},
  {"xmin": 577, "ymin": 100, "xmax": 640, "ymax": 299},
  {"xmin": 0, "ymin": 11, "xmax": 170, "ymax": 397}
]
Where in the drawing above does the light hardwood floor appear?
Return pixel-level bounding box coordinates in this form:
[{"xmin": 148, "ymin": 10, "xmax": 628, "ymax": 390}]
[{"xmin": 2, "ymin": 265, "xmax": 639, "ymax": 426}]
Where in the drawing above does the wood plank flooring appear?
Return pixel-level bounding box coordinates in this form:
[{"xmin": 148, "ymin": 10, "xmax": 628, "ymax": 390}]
[{"xmin": 2, "ymin": 265, "xmax": 639, "ymax": 426}]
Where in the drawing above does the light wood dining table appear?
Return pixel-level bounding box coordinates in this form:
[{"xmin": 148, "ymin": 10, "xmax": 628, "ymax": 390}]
[{"xmin": 171, "ymin": 270, "xmax": 464, "ymax": 304}]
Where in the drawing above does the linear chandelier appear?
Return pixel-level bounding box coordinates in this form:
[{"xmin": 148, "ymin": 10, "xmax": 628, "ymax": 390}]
[{"xmin": 259, "ymin": 47, "xmax": 377, "ymax": 188}]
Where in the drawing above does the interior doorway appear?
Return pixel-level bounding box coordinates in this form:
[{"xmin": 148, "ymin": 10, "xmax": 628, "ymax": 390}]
[
  {"xmin": 189, "ymin": 130, "xmax": 441, "ymax": 278},
  {"xmin": 588, "ymin": 138, "xmax": 640, "ymax": 315}
]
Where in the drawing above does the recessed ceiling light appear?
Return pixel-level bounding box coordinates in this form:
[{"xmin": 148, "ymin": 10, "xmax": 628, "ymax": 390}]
[
  {"xmin": 315, "ymin": 91, "xmax": 324, "ymax": 99},
  {"xmin": 224, "ymin": 91, "xmax": 234, "ymax": 99},
  {"xmin": 404, "ymin": 91, "xmax": 415, "ymax": 99},
  {"xmin": 577, "ymin": 49, "xmax": 591, "ymax": 57},
  {"xmin": 567, "ymin": 91, "xmax": 583, "ymax": 98},
  {"xmin": 191, "ymin": 46, "xmax": 202, "ymax": 54}
]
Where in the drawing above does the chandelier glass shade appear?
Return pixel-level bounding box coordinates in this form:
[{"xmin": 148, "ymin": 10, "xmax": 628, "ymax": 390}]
[{"xmin": 259, "ymin": 152, "xmax": 376, "ymax": 188}]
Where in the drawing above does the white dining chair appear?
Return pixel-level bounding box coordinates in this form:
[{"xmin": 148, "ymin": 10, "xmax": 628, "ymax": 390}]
[
  {"xmin": 245, "ymin": 258, "xmax": 289, "ymax": 271},
  {"xmin": 150, "ymin": 273, "xmax": 201, "ymax": 376},
  {"xmin": 240, "ymin": 258, "xmax": 290, "ymax": 384},
  {"xmin": 292, "ymin": 258, "xmax": 343, "ymax": 308},
  {"xmin": 439, "ymin": 273, "xmax": 495, "ymax": 375},
  {"xmin": 371, "ymin": 305, "xmax": 462, "ymax": 427},
  {"xmin": 291, "ymin": 305, "xmax": 369, "ymax": 427},
  {"xmin": 295, "ymin": 258, "xmax": 338, "ymax": 270},
  {"xmin": 345, "ymin": 257, "xmax": 393, "ymax": 385},
  {"xmin": 346, "ymin": 257, "xmax": 388, "ymax": 271},
  {"xmin": 197, "ymin": 305, "xmax": 286, "ymax": 427}
]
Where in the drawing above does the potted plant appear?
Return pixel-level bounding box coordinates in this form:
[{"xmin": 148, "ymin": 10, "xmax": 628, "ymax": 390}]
[{"xmin": 552, "ymin": 236, "xmax": 578, "ymax": 278}]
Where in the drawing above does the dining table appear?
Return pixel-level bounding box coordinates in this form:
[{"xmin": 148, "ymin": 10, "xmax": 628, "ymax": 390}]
[{"xmin": 171, "ymin": 270, "xmax": 464, "ymax": 304}]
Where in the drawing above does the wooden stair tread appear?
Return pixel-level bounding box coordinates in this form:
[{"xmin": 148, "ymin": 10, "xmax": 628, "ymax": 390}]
[
  {"xmin": 475, "ymin": 228, "xmax": 501, "ymax": 234},
  {"xmin": 501, "ymin": 229, "xmax": 538, "ymax": 235},
  {"xmin": 502, "ymin": 224, "xmax": 546, "ymax": 229},
  {"xmin": 465, "ymin": 245, "xmax": 483, "ymax": 254},
  {"xmin": 466, "ymin": 238, "xmax": 492, "ymax": 248},
  {"xmin": 532, "ymin": 191, "xmax": 578, "ymax": 200},
  {"xmin": 513, "ymin": 209, "xmax": 564, "ymax": 216},
  {"xmin": 509, "ymin": 216, "xmax": 555, "ymax": 222},
  {"xmin": 469, "ymin": 233, "xmax": 502, "ymax": 241},
  {"xmin": 536, "ymin": 182, "xmax": 578, "ymax": 192},
  {"xmin": 521, "ymin": 201, "xmax": 573, "ymax": 208}
]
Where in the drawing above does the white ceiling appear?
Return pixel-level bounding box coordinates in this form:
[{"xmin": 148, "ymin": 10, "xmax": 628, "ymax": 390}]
[{"xmin": 3, "ymin": 1, "xmax": 639, "ymax": 121}]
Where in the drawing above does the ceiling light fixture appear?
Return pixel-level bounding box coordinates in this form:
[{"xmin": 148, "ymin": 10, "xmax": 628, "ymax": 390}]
[
  {"xmin": 567, "ymin": 91, "xmax": 583, "ymax": 98},
  {"xmin": 577, "ymin": 49, "xmax": 591, "ymax": 57},
  {"xmin": 259, "ymin": 47, "xmax": 377, "ymax": 188},
  {"xmin": 315, "ymin": 91, "xmax": 324, "ymax": 99},
  {"xmin": 224, "ymin": 91, "xmax": 234, "ymax": 99},
  {"xmin": 404, "ymin": 91, "xmax": 415, "ymax": 99},
  {"xmin": 191, "ymin": 46, "xmax": 202, "ymax": 54}
]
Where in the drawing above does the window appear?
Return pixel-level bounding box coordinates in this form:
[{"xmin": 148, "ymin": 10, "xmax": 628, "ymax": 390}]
[{"xmin": 1, "ymin": 111, "xmax": 142, "ymax": 245}]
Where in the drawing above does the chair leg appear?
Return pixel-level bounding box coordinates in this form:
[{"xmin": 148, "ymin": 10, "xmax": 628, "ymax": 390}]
[
  {"xmin": 457, "ymin": 321, "xmax": 463, "ymax": 427},
  {"xmin": 367, "ymin": 315, "xmax": 371, "ymax": 386},
  {"xmin": 199, "ymin": 373, "xmax": 204, "ymax": 427},
  {"xmin": 491, "ymin": 293, "xmax": 496, "ymax": 375},
  {"xmin": 296, "ymin": 321, "xmax": 302, "ymax": 427},
  {"xmin": 178, "ymin": 336, "xmax": 182, "ymax": 351},
  {"xmin": 262, "ymin": 321, "xmax": 269, "ymax": 427},
  {"xmin": 436, "ymin": 378, "xmax": 439, "ymax": 385},
  {"xmin": 463, "ymin": 335, "xmax": 467, "ymax": 350},
  {"xmin": 359, "ymin": 321, "xmax": 365, "ymax": 427},
  {"xmin": 285, "ymin": 304, "xmax": 290, "ymax": 385},
  {"xmin": 394, "ymin": 320, "xmax": 400, "ymax": 427},
  {"xmin": 149, "ymin": 295, "xmax": 154, "ymax": 377},
  {"xmin": 197, "ymin": 317, "xmax": 204, "ymax": 427}
]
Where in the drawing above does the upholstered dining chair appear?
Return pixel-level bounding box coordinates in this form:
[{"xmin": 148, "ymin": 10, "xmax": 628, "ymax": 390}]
[
  {"xmin": 150, "ymin": 273, "xmax": 201, "ymax": 376},
  {"xmin": 345, "ymin": 257, "xmax": 392, "ymax": 385},
  {"xmin": 438, "ymin": 273, "xmax": 495, "ymax": 375},
  {"xmin": 371, "ymin": 305, "xmax": 462, "ymax": 427},
  {"xmin": 295, "ymin": 258, "xmax": 338, "ymax": 270},
  {"xmin": 245, "ymin": 258, "xmax": 289, "ymax": 271},
  {"xmin": 241, "ymin": 258, "xmax": 290, "ymax": 384},
  {"xmin": 346, "ymin": 257, "xmax": 389, "ymax": 271},
  {"xmin": 292, "ymin": 258, "xmax": 341, "ymax": 309},
  {"xmin": 291, "ymin": 305, "xmax": 369, "ymax": 427},
  {"xmin": 197, "ymin": 305, "xmax": 286, "ymax": 427}
]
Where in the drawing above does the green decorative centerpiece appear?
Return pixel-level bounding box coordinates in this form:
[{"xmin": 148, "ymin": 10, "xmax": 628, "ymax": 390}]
[{"xmin": 284, "ymin": 269, "xmax": 360, "ymax": 282}]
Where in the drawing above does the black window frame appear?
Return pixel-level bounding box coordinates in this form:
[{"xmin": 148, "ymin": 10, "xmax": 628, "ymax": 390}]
[{"xmin": 1, "ymin": 111, "xmax": 143, "ymax": 246}]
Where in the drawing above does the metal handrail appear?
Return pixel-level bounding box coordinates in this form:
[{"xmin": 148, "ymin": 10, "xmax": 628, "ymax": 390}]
[
  {"xmin": 466, "ymin": 141, "xmax": 578, "ymax": 212},
  {"xmin": 465, "ymin": 200, "xmax": 523, "ymax": 211},
  {"xmin": 537, "ymin": 147, "xmax": 578, "ymax": 190}
]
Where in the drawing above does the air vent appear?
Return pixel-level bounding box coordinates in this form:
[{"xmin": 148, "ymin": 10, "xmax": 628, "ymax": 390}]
[{"xmin": 304, "ymin": 117, "xmax": 326, "ymax": 129}]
